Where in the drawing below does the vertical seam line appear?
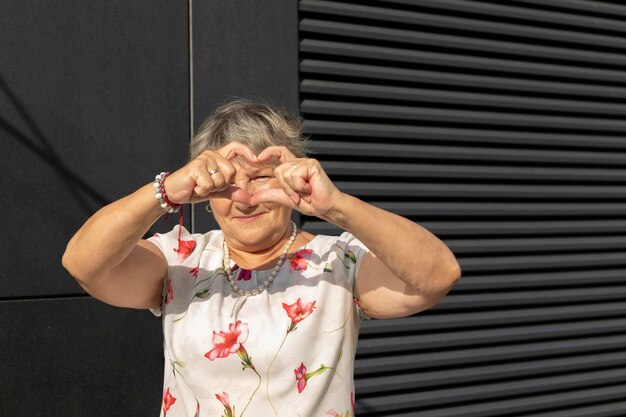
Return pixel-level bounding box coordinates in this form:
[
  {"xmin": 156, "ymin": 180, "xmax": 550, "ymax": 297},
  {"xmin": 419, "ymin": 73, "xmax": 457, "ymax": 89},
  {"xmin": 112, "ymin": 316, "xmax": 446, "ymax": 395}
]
[{"xmin": 188, "ymin": 0, "xmax": 195, "ymax": 233}]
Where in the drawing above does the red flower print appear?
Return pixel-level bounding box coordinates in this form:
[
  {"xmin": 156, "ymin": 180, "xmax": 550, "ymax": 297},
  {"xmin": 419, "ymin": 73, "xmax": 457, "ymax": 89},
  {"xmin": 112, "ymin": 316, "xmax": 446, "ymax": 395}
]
[
  {"xmin": 326, "ymin": 409, "xmax": 352, "ymax": 417},
  {"xmin": 189, "ymin": 266, "xmax": 199, "ymax": 278},
  {"xmin": 205, "ymin": 320, "xmax": 249, "ymax": 361},
  {"xmin": 174, "ymin": 239, "xmax": 196, "ymax": 263},
  {"xmin": 162, "ymin": 387, "xmax": 176, "ymax": 416},
  {"xmin": 206, "ymin": 324, "xmax": 260, "ymax": 417},
  {"xmin": 165, "ymin": 282, "xmax": 174, "ymax": 305},
  {"xmin": 215, "ymin": 391, "xmax": 233, "ymax": 417},
  {"xmin": 293, "ymin": 361, "xmax": 333, "ymax": 394},
  {"xmin": 215, "ymin": 391, "xmax": 230, "ymax": 409},
  {"xmin": 294, "ymin": 362, "xmax": 307, "ymax": 393},
  {"xmin": 290, "ymin": 248, "xmax": 313, "ymax": 271},
  {"xmin": 351, "ymin": 392, "xmax": 355, "ymax": 412},
  {"xmin": 237, "ymin": 267, "xmax": 252, "ymax": 281},
  {"xmin": 283, "ymin": 298, "xmax": 316, "ymax": 332}
]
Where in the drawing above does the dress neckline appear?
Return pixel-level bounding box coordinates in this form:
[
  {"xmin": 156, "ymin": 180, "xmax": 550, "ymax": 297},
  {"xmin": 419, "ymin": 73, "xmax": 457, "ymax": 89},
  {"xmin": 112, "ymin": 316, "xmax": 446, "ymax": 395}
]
[{"xmin": 222, "ymin": 232, "xmax": 322, "ymax": 273}]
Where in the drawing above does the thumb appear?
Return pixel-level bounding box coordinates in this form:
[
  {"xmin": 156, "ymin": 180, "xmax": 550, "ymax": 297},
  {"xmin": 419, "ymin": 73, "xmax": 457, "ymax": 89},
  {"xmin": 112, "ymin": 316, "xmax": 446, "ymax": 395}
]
[
  {"xmin": 250, "ymin": 188, "xmax": 295, "ymax": 207},
  {"xmin": 211, "ymin": 186, "xmax": 253, "ymax": 205}
]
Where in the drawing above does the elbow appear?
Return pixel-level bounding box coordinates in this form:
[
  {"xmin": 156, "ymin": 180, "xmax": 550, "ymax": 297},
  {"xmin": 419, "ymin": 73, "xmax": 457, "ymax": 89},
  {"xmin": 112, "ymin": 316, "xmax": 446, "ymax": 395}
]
[
  {"xmin": 442, "ymin": 254, "xmax": 462, "ymax": 295},
  {"xmin": 61, "ymin": 246, "xmax": 71, "ymax": 270},
  {"xmin": 61, "ymin": 246, "xmax": 74, "ymax": 276},
  {"xmin": 448, "ymin": 257, "xmax": 462, "ymax": 287},
  {"xmin": 62, "ymin": 249, "xmax": 81, "ymax": 283},
  {"xmin": 432, "ymin": 241, "xmax": 462, "ymax": 294},
  {"xmin": 431, "ymin": 255, "xmax": 462, "ymax": 296},
  {"xmin": 62, "ymin": 244, "xmax": 89, "ymax": 286}
]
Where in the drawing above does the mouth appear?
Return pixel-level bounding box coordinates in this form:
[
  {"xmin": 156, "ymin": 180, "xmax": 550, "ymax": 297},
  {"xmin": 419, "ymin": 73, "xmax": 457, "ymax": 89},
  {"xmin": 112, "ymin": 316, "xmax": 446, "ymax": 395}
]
[{"xmin": 233, "ymin": 213, "xmax": 266, "ymax": 223}]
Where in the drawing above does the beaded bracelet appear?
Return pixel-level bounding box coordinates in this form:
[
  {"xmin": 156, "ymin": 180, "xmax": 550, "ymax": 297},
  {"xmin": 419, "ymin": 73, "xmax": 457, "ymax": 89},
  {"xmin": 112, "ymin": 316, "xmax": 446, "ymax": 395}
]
[{"xmin": 153, "ymin": 172, "xmax": 180, "ymax": 214}]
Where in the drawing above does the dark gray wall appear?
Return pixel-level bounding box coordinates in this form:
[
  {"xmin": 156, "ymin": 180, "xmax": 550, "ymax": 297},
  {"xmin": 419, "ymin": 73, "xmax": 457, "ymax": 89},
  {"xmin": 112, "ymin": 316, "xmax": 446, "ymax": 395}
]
[
  {"xmin": 0, "ymin": 1, "xmax": 300, "ymax": 416},
  {"xmin": 191, "ymin": 0, "xmax": 300, "ymax": 233},
  {"xmin": 0, "ymin": 1, "xmax": 188, "ymax": 416},
  {"xmin": 299, "ymin": 0, "xmax": 626, "ymax": 415},
  {"xmin": 10, "ymin": 0, "xmax": 626, "ymax": 416}
]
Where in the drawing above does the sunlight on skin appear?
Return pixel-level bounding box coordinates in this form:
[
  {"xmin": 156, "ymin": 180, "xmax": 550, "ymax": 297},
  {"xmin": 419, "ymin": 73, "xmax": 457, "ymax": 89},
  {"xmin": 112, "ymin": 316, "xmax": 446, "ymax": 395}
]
[{"xmin": 207, "ymin": 155, "xmax": 315, "ymax": 267}]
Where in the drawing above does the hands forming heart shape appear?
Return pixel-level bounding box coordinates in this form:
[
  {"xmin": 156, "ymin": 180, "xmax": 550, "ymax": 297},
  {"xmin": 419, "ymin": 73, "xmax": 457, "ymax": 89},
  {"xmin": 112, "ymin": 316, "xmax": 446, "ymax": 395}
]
[{"xmin": 163, "ymin": 142, "xmax": 342, "ymax": 219}]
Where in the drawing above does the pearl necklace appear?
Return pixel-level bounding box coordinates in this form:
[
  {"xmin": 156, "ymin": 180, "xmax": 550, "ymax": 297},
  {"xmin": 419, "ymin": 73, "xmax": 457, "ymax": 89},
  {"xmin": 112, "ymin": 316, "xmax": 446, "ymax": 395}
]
[{"xmin": 223, "ymin": 221, "xmax": 297, "ymax": 297}]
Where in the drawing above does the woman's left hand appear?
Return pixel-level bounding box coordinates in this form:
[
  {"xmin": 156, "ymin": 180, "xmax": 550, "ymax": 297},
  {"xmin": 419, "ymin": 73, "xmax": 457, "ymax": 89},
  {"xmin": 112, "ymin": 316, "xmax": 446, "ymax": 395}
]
[{"xmin": 251, "ymin": 146, "xmax": 344, "ymax": 220}]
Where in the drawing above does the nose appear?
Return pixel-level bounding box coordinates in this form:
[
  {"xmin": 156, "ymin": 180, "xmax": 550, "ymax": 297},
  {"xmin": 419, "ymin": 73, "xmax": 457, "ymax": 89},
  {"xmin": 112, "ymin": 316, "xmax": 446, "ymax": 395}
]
[
  {"xmin": 233, "ymin": 178, "xmax": 254, "ymax": 194},
  {"xmin": 229, "ymin": 179, "xmax": 255, "ymax": 210},
  {"xmin": 234, "ymin": 178, "xmax": 268, "ymax": 195}
]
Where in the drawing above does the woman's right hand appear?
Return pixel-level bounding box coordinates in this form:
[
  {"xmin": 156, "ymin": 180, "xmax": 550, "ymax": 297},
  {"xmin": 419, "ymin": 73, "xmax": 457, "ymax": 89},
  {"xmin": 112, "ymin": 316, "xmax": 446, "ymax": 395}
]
[{"xmin": 163, "ymin": 142, "xmax": 258, "ymax": 205}]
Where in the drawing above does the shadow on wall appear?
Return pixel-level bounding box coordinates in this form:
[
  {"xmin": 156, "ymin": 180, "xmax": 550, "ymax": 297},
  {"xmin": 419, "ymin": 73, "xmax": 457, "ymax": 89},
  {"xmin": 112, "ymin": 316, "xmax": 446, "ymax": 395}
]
[{"xmin": 0, "ymin": 73, "xmax": 108, "ymax": 213}]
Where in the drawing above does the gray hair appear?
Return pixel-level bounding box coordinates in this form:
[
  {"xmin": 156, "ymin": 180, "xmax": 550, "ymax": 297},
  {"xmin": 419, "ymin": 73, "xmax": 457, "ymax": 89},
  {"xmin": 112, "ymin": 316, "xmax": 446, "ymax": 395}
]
[{"xmin": 190, "ymin": 98, "xmax": 309, "ymax": 160}]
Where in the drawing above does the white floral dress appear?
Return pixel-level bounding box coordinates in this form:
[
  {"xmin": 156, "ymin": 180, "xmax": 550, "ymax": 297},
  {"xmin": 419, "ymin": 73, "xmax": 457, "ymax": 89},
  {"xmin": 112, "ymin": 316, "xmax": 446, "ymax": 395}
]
[{"xmin": 148, "ymin": 226, "xmax": 370, "ymax": 417}]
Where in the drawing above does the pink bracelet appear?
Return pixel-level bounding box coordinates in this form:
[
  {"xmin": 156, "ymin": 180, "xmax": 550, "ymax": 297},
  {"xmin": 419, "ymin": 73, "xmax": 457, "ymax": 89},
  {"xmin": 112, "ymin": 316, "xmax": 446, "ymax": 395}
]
[{"xmin": 153, "ymin": 172, "xmax": 180, "ymax": 214}]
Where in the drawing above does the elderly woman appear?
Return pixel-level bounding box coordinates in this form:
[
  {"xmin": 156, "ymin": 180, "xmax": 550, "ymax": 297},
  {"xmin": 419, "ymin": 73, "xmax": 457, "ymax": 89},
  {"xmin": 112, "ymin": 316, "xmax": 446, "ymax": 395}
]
[{"xmin": 62, "ymin": 99, "xmax": 460, "ymax": 417}]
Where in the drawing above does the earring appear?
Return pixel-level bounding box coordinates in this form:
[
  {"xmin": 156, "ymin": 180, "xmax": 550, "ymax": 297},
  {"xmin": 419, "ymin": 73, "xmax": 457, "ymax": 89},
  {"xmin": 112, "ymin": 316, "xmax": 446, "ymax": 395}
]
[{"xmin": 205, "ymin": 203, "xmax": 212, "ymax": 213}]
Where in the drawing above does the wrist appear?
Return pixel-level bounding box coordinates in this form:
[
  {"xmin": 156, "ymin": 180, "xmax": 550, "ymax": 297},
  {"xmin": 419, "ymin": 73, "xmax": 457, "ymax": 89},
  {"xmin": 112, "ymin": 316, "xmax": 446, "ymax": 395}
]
[
  {"xmin": 153, "ymin": 172, "xmax": 180, "ymax": 214},
  {"xmin": 319, "ymin": 192, "xmax": 355, "ymax": 228},
  {"xmin": 139, "ymin": 183, "xmax": 174, "ymax": 220}
]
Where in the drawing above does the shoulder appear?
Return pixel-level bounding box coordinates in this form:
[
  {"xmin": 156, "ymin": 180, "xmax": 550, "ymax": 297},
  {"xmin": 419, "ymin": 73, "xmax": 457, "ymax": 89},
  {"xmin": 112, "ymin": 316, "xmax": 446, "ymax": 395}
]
[
  {"xmin": 309, "ymin": 231, "xmax": 368, "ymax": 252},
  {"xmin": 146, "ymin": 226, "xmax": 225, "ymax": 265},
  {"xmin": 301, "ymin": 231, "xmax": 370, "ymax": 270}
]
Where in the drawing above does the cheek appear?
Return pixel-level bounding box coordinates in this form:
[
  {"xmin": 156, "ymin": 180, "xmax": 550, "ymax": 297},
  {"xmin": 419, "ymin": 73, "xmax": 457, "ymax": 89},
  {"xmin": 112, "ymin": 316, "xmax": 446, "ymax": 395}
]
[
  {"xmin": 271, "ymin": 204, "xmax": 292, "ymax": 222},
  {"xmin": 210, "ymin": 199, "xmax": 232, "ymax": 217}
]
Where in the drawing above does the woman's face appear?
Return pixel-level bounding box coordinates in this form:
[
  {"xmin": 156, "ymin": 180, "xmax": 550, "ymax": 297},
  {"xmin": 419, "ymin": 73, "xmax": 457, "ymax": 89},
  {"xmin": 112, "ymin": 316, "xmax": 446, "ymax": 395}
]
[{"xmin": 210, "ymin": 156, "xmax": 292, "ymax": 251}]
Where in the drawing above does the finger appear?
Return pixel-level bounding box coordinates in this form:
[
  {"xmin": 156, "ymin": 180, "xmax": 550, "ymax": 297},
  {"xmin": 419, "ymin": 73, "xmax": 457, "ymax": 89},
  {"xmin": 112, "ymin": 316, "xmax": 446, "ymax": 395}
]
[
  {"xmin": 204, "ymin": 155, "xmax": 227, "ymax": 190},
  {"xmin": 213, "ymin": 158, "xmax": 237, "ymax": 187},
  {"xmin": 210, "ymin": 185, "xmax": 253, "ymax": 205},
  {"xmin": 288, "ymin": 164, "xmax": 312, "ymax": 195},
  {"xmin": 275, "ymin": 169, "xmax": 301, "ymax": 204},
  {"xmin": 193, "ymin": 172, "xmax": 216, "ymax": 197},
  {"xmin": 207, "ymin": 171, "xmax": 227, "ymax": 191},
  {"xmin": 281, "ymin": 164, "xmax": 302, "ymax": 195},
  {"xmin": 217, "ymin": 142, "xmax": 258, "ymax": 162},
  {"xmin": 257, "ymin": 146, "xmax": 296, "ymax": 163},
  {"xmin": 250, "ymin": 188, "xmax": 294, "ymax": 207}
]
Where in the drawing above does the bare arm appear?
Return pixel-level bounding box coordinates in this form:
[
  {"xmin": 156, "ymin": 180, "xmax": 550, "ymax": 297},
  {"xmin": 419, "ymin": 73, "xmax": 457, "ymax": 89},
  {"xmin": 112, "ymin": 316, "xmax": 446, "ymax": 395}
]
[
  {"xmin": 62, "ymin": 142, "xmax": 259, "ymax": 310},
  {"xmin": 325, "ymin": 194, "xmax": 461, "ymax": 319},
  {"xmin": 62, "ymin": 183, "xmax": 168, "ymax": 310},
  {"xmin": 253, "ymin": 146, "xmax": 462, "ymax": 319}
]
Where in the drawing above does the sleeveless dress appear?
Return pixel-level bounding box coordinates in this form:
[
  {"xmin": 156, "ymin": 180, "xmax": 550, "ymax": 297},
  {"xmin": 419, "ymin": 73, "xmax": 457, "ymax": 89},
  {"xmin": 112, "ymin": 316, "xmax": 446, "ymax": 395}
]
[{"xmin": 147, "ymin": 225, "xmax": 370, "ymax": 417}]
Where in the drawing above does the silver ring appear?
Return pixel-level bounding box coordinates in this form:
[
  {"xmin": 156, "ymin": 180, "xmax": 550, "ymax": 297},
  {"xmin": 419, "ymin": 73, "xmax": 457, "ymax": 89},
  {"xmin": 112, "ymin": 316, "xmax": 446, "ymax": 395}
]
[{"xmin": 208, "ymin": 168, "xmax": 219, "ymax": 175}]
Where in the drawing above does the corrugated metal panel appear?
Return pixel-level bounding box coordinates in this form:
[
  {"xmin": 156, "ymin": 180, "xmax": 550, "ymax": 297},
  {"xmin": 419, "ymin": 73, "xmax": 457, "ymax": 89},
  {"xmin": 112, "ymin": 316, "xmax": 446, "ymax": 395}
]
[{"xmin": 299, "ymin": 0, "xmax": 626, "ymax": 415}]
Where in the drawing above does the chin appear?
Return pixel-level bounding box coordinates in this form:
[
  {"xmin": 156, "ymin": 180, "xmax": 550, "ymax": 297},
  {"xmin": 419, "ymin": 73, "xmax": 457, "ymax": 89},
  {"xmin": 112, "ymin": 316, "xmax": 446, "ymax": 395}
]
[{"xmin": 229, "ymin": 222, "xmax": 278, "ymax": 245}]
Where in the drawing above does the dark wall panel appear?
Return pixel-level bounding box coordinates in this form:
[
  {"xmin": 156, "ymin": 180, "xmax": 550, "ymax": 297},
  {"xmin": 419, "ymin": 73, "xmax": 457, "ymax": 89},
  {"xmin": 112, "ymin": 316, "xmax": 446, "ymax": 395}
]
[
  {"xmin": 0, "ymin": 1, "xmax": 189, "ymax": 298},
  {"xmin": 191, "ymin": 0, "xmax": 300, "ymax": 233},
  {"xmin": 299, "ymin": 0, "xmax": 626, "ymax": 415},
  {"xmin": 0, "ymin": 1, "xmax": 189, "ymax": 416},
  {"xmin": 0, "ymin": 298, "xmax": 163, "ymax": 417}
]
